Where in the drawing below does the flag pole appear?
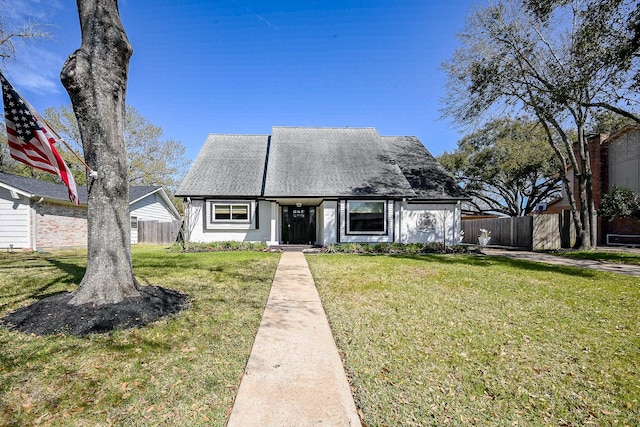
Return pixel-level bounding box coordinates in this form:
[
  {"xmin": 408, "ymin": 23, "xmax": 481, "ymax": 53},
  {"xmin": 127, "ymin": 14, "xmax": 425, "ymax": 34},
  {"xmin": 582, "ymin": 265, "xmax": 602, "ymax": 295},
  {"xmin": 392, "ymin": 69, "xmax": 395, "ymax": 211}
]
[
  {"xmin": 0, "ymin": 70, "xmax": 95, "ymax": 177},
  {"xmin": 39, "ymin": 116, "xmax": 97, "ymax": 177}
]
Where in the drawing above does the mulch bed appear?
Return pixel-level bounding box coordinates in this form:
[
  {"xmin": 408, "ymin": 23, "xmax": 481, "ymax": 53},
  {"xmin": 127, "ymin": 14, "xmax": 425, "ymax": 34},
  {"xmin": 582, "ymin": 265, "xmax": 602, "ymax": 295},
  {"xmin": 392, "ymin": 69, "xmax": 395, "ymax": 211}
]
[{"xmin": 1, "ymin": 286, "xmax": 189, "ymax": 336}]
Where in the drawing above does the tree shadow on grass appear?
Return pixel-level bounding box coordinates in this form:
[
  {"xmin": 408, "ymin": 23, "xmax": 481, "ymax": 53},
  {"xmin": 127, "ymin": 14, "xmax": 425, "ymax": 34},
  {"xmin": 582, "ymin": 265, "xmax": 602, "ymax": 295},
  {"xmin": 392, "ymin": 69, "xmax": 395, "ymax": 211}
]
[
  {"xmin": 1, "ymin": 255, "xmax": 189, "ymax": 336},
  {"xmin": 0, "ymin": 256, "xmax": 86, "ymax": 311},
  {"xmin": 389, "ymin": 253, "xmax": 601, "ymax": 279}
]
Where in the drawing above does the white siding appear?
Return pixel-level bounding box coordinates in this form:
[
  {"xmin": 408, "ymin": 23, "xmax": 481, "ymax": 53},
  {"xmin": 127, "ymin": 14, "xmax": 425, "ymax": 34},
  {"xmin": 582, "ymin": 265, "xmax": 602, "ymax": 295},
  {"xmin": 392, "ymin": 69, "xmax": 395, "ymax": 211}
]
[
  {"xmin": 130, "ymin": 193, "xmax": 176, "ymax": 222},
  {"xmin": 187, "ymin": 199, "xmax": 273, "ymax": 243},
  {"xmin": 0, "ymin": 188, "xmax": 30, "ymax": 249},
  {"xmin": 319, "ymin": 200, "xmax": 338, "ymax": 245},
  {"xmin": 399, "ymin": 202, "xmax": 461, "ymax": 244}
]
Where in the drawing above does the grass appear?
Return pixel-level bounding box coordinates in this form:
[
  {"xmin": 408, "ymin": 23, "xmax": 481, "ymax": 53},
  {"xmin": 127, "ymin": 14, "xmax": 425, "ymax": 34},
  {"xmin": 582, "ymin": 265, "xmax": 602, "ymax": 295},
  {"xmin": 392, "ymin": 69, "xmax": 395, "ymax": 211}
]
[
  {"xmin": 556, "ymin": 250, "xmax": 640, "ymax": 265},
  {"xmin": 307, "ymin": 254, "xmax": 640, "ymax": 426},
  {"xmin": 0, "ymin": 246, "xmax": 280, "ymax": 426}
]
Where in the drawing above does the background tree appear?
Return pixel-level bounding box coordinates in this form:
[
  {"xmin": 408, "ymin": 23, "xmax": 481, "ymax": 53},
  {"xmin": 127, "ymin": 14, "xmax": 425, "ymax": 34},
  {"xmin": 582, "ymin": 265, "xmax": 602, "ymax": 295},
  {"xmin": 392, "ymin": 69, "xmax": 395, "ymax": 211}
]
[
  {"xmin": 524, "ymin": 0, "xmax": 640, "ymax": 120},
  {"xmin": 588, "ymin": 110, "xmax": 638, "ymax": 136},
  {"xmin": 44, "ymin": 104, "xmax": 189, "ymax": 194},
  {"xmin": 443, "ymin": 0, "xmax": 640, "ymax": 249},
  {"xmin": 1, "ymin": 5, "xmax": 60, "ymax": 179},
  {"xmin": 0, "ymin": 3, "xmax": 50, "ymax": 62},
  {"xmin": 438, "ymin": 117, "xmax": 561, "ymax": 217},
  {"xmin": 61, "ymin": 0, "xmax": 137, "ymax": 306}
]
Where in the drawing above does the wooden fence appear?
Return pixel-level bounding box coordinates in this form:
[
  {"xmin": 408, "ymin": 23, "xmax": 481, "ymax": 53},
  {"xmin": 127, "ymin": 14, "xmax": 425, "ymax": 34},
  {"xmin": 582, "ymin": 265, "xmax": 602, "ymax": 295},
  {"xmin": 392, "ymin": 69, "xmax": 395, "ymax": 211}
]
[
  {"xmin": 138, "ymin": 220, "xmax": 182, "ymax": 245},
  {"xmin": 462, "ymin": 213, "xmax": 576, "ymax": 250},
  {"xmin": 462, "ymin": 216, "xmax": 533, "ymax": 249}
]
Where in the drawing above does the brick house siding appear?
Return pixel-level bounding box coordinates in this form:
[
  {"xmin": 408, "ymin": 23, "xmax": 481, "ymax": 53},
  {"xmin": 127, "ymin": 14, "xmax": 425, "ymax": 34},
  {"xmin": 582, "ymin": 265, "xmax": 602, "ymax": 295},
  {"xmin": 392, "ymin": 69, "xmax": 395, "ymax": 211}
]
[
  {"xmin": 583, "ymin": 126, "xmax": 640, "ymax": 245},
  {"xmin": 35, "ymin": 202, "xmax": 88, "ymax": 250}
]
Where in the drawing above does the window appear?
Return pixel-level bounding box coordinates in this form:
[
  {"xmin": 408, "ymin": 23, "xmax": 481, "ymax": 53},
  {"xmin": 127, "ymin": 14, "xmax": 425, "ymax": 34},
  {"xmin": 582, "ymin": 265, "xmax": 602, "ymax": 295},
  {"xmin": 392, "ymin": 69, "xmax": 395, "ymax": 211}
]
[
  {"xmin": 130, "ymin": 216, "xmax": 138, "ymax": 229},
  {"xmin": 212, "ymin": 203, "xmax": 250, "ymax": 222},
  {"xmin": 347, "ymin": 201, "xmax": 386, "ymax": 234}
]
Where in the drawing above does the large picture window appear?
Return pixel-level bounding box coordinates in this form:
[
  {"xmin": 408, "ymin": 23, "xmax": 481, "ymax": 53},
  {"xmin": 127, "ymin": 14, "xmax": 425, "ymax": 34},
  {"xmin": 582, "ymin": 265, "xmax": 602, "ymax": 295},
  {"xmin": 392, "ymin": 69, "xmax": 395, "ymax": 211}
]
[
  {"xmin": 347, "ymin": 201, "xmax": 386, "ymax": 234},
  {"xmin": 211, "ymin": 203, "xmax": 249, "ymax": 222}
]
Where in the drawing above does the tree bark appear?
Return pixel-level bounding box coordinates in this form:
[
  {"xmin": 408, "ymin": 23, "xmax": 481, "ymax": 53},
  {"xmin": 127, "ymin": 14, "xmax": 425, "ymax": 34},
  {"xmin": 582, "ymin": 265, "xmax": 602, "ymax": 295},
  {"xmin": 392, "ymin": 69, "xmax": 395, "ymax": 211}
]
[{"xmin": 61, "ymin": 0, "xmax": 139, "ymax": 305}]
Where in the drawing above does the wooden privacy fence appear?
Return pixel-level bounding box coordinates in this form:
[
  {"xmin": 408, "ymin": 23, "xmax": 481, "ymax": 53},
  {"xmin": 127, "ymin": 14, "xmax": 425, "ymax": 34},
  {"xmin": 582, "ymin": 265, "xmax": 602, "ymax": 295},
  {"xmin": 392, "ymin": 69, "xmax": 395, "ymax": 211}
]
[
  {"xmin": 138, "ymin": 220, "xmax": 182, "ymax": 245},
  {"xmin": 462, "ymin": 213, "xmax": 576, "ymax": 250},
  {"xmin": 462, "ymin": 216, "xmax": 533, "ymax": 249}
]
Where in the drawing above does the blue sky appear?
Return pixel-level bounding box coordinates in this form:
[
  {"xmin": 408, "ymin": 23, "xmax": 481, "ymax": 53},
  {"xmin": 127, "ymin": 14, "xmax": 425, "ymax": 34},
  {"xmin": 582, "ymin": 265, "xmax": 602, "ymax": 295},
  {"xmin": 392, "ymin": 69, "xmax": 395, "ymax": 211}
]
[{"xmin": 3, "ymin": 0, "xmax": 479, "ymax": 162}]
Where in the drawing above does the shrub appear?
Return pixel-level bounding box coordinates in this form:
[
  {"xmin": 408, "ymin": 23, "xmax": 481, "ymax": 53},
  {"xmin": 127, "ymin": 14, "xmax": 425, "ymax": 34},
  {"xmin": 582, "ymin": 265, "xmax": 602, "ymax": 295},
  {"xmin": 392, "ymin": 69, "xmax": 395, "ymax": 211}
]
[
  {"xmin": 318, "ymin": 243, "xmax": 470, "ymax": 255},
  {"xmin": 170, "ymin": 241, "xmax": 268, "ymax": 253}
]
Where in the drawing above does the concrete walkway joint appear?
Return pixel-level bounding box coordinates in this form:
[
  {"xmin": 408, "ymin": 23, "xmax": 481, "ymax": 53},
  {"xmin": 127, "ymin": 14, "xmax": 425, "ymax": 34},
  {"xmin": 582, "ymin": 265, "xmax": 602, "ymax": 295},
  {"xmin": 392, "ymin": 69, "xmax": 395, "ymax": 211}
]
[{"xmin": 227, "ymin": 251, "xmax": 361, "ymax": 426}]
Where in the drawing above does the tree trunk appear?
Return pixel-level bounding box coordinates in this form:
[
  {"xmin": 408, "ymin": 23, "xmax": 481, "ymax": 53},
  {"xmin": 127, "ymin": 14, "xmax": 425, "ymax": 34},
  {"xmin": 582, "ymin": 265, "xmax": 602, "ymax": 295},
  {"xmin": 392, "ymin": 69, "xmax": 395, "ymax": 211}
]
[{"xmin": 61, "ymin": 0, "xmax": 140, "ymax": 305}]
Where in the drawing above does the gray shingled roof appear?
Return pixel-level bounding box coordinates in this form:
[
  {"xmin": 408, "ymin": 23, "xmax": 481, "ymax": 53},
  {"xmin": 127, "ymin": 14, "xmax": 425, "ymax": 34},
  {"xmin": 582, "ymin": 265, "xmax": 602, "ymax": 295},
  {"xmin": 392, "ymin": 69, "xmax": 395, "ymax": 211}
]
[
  {"xmin": 0, "ymin": 171, "xmax": 163, "ymax": 204},
  {"xmin": 263, "ymin": 127, "xmax": 416, "ymax": 197},
  {"xmin": 177, "ymin": 127, "xmax": 467, "ymax": 200},
  {"xmin": 176, "ymin": 134, "xmax": 269, "ymax": 197},
  {"xmin": 0, "ymin": 171, "xmax": 88, "ymax": 202},
  {"xmin": 382, "ymin": 136, "xmax": 467, "ymax": 200}
]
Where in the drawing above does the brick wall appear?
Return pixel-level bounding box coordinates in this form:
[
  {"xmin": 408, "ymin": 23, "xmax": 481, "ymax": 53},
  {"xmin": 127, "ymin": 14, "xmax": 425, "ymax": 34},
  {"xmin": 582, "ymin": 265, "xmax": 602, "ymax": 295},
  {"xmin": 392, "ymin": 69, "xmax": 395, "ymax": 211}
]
[{"xmin": 35, "ymin": 202, "xmax": 88, "ymax": 250}]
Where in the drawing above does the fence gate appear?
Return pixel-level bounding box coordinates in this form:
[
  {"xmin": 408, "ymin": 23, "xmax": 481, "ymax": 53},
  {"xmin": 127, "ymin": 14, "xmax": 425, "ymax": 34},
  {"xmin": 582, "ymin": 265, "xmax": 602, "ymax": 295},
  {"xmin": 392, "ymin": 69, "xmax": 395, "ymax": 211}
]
[{"xmin": 137, "ymin": 220, "xmax": 182, "ymax": 245}]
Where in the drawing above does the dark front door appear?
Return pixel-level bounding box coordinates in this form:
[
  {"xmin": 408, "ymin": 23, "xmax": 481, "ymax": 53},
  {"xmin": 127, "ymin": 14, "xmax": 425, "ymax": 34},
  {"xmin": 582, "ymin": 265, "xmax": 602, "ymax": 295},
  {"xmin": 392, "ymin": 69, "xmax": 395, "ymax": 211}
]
[{"xmin": 282, "ymin": 206, "xmax": 316, "ymax": 244}]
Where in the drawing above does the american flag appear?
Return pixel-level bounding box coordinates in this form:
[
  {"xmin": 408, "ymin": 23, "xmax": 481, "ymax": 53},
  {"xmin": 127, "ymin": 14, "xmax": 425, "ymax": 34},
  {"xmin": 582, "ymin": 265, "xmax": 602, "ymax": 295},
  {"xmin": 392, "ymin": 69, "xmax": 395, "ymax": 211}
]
[{"xmin": 0, "ymin": 72, "xmax": 79, "ymax": 204}]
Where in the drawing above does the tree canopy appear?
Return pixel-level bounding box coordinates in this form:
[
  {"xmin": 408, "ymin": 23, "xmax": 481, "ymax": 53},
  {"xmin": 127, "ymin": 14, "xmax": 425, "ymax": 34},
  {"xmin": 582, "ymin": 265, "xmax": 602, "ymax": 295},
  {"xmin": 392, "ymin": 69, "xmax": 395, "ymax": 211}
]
[
  {"xmin": 442, "ymin": 0, "xmax": 640, "ymax": 248},
  {"xmin": 0, "ymin": 3, "xmax": 50, "ymax": 63},
  {"xmin": 43, "ymin": 104, "xmax": 189, "ymax": 194},
  {"xmin": 438, "ymin": 117, "xmax": 561, "ymax": 217}
]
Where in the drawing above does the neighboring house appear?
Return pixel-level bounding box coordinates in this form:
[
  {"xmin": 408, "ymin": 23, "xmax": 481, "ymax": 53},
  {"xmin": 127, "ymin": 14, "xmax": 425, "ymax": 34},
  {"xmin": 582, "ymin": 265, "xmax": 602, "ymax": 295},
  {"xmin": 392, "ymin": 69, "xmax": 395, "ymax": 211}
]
[
  {"xmin": 549, "ymin": 124, "xmax": 640, "ymax": 245},
  {"xmin": 594, "ymin": 125, "xmax": 640, "ymax": 245},
  {"xmin": 0, "ymin": 171, "xmax": 180, "ymax": 250},
  {"xmin": 176, "ymin": 126, "xmax": 468, "ymax": 246}
]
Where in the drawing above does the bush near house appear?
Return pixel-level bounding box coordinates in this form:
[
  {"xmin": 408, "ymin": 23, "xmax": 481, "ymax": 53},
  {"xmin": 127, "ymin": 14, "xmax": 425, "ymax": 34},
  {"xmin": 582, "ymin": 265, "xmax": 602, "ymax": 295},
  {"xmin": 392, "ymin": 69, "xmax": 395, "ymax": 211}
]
[{"xmin": 323, "ymin": 242, "xmax": 471, "ymax": 254}]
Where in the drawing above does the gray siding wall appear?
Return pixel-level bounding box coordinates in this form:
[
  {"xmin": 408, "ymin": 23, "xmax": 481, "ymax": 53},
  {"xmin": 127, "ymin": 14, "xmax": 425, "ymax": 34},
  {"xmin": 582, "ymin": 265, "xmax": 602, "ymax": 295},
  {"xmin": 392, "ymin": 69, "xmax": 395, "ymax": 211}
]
[{"xmin": 609, "ymin": 129, "xmax": 640, "ymax": 192}]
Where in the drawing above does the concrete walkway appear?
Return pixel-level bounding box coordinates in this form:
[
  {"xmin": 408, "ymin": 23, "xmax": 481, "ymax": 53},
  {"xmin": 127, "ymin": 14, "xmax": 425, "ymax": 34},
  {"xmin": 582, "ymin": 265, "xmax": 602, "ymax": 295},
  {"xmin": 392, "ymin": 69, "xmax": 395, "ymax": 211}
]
[
  {"xmin": 482, "ymin": 248, "xmax": 640, "ymax": 277},
  {"xmin": 227, "ymin": 251, "xmax": 361, "ymax": 426}
]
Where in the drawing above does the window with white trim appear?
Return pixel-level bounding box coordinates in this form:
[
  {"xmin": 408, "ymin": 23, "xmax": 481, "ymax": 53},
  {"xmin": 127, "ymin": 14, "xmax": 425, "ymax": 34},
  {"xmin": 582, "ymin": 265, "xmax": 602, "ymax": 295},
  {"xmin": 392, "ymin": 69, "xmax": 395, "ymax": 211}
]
[
  {"xmin": 211, "ymin": 203, "xmax": 250, "ymax": 222},
  {"xmin": 130, "ymin": 216, "xmax": 138, "ymax": 229},
  {"xmin": 346, "ymin": 200, "xmax": 387, "ymax": 234}
]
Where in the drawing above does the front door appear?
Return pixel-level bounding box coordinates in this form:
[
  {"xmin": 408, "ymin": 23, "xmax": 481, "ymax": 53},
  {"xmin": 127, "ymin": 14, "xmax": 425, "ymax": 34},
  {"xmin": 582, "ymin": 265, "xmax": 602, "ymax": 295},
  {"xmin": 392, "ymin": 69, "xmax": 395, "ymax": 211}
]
[{"xmin": 282, "ymin": 206, "xmax": 316, "ymax": 244}]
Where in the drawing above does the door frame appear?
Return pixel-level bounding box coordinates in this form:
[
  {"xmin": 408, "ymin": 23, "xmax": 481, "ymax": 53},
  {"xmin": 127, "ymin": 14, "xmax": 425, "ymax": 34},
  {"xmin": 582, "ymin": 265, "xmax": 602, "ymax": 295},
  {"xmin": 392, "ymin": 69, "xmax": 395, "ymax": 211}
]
[{"xmin": 281, "ymin": 205, "xmax": 317, "ymax": 244}]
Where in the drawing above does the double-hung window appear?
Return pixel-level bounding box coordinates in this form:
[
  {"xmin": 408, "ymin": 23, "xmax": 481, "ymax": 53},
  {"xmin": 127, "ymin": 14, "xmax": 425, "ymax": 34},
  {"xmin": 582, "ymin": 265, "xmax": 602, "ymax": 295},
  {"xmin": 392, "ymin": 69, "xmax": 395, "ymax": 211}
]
[
  {"xmin": 346, "ymin": 201, "xmax": 387, "ymax": 234},
  {"xmin": 212, "ymin": 203, "xmax": 250, "ymax": 222}
]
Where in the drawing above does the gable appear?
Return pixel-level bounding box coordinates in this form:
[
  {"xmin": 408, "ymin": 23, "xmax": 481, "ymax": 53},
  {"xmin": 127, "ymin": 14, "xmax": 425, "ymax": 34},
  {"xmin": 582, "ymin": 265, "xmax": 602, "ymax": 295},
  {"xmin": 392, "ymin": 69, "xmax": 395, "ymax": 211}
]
[{"xmin": 263, "ymin": 127, "xmax": 416, "ymax": 198}]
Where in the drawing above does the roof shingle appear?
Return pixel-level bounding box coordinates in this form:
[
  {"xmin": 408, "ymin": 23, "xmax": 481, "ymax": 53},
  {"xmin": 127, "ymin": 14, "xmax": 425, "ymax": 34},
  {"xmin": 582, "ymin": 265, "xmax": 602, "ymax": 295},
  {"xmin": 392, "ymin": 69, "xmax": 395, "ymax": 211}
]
[
  {"xmin": 177, "ymin": 127, "xmax": 467, "ymax": 200},
  {"xmin": 176, "ymin": 134, "xmax": 268, "ymax": 197}
]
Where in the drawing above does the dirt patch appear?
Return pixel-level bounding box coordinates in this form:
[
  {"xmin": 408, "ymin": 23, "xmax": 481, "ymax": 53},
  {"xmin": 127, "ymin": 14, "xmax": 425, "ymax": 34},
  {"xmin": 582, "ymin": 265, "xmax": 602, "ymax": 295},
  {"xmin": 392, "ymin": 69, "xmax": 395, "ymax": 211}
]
[{"xmin": 1, "ymin": 286, "xmax": 189, "ymax": 336}]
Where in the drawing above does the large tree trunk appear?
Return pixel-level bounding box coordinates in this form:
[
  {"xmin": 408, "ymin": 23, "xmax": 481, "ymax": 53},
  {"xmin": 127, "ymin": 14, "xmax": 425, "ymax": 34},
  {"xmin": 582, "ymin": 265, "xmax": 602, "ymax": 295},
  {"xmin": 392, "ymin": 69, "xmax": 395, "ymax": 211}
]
[{"xmin": 61, "ymin": 0, "xmax": 140, "ymax": 305}]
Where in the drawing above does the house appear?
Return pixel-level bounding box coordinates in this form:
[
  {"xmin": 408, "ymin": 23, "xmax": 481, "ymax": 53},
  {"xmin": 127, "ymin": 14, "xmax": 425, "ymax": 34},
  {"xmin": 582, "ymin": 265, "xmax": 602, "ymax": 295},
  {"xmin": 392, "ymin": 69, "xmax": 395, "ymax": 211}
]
[
  {"xmin": 0, "ymin": 171, "xmax": 180, "ymax": 250},
  {"xmin": 176, "ymin": 126, "xmax": 468, "ymax": 246},
  {"xmin": 548, "ymin": 124, "xmax": 640, "ymax": 246},
  {"xmin": 591, "ymin": 125, "xmax": 640, "ymax": 245}
]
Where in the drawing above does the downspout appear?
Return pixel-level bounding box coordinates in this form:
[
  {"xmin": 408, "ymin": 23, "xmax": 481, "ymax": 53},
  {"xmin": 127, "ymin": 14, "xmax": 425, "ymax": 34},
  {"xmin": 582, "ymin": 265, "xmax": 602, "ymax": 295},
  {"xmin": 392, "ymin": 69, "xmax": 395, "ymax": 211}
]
[{"xmin": 32, "ymin": 197, "xmax": 44, "ymax": 252}]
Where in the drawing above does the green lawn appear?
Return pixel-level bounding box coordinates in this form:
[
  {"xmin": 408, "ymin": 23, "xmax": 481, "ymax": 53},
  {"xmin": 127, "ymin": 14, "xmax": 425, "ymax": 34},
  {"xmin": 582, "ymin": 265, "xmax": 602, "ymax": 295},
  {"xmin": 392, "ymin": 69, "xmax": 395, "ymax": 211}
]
[
  {"xmin": 307, "ymin": 254, "xmax": 640, "ymax": 426},
  {"xmin": 557, "ymin": 250, "xmax": 640, "ymax": 265},
  {"xmin": 0, "ymin": 246, "xmax": 280, "ymax": 426}
]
